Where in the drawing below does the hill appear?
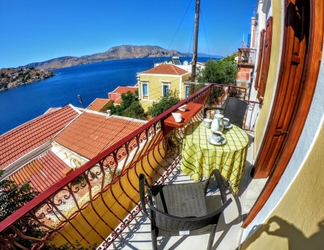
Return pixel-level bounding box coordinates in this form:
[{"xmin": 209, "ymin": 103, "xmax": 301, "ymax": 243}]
[
  {"xmin": 0, "ymin": 67, "xmax": 55, "ymax": 91},
  {"xmin": 26, "ymin": 45, "xmax": 185, "ymax": 70}
]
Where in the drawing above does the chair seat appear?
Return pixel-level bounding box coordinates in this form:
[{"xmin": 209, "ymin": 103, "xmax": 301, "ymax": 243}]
[{"xmin": 154, "ymin": 182, "xmax": 207, "ymax": 218}]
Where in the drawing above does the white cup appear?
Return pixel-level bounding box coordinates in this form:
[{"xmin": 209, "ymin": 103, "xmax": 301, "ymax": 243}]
[
  {"xmin": 172, "ymin": 112, "xmax": 182, "ymax": 122},
  {"xmin": 212, "ymin": 131, "xmax": 223, "ymax": 142},
  {"xmin": 178, "ymin": 105, "xmax": 187, "ymax": 112},
  {"xmin": 203, "ymin": 118, "xmax": 212, "ymax": 128}
]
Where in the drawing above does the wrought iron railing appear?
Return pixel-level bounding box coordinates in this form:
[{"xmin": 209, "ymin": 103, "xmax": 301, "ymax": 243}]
[{"xmin": 0, "ymin": 84, "xmax": 258, "ymax": 249}]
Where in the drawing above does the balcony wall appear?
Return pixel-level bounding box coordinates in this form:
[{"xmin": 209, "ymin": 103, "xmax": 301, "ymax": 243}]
[{"xmin": 0, "ymin": 84, "xmax": 259, "ymax": 249}]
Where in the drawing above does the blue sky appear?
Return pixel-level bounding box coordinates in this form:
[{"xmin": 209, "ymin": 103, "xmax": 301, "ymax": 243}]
[{"xmin": 0, "ymin": 0, "xmax": 256, "ymax": 68}]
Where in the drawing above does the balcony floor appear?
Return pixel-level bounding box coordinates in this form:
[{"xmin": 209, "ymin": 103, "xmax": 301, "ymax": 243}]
[{"xmin": 107, "ymin": 133, "xmax": 267, "ymax": 250}]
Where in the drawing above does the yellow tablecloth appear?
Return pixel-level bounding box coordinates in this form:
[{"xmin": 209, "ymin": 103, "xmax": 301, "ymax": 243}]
[{"xmin": 180, "ymin": 121, "xmax": 249, "ymax": 193}]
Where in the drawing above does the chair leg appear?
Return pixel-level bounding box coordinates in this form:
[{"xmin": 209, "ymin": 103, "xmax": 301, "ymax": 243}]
[
  {"xmin": 207, "ymin": 224, "xmax": 217, "ymax": 250},
  {"xmin": 151, "ymin": 229, "xmax": 158, "ymax": 250}
]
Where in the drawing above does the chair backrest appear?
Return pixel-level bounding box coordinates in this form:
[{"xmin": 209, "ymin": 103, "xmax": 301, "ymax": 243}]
[
  {"xmin": 139, "ymin": 173, "xmax": 232, "ymax": 232},
  {"xmin": 223, "ymin": 97, "xmax": 248, "ymax": 128}
]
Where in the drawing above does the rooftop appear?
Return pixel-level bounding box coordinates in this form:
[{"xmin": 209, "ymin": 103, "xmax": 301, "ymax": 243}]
[
  {"xmin": 9, "ymin": 151, "xmax": 70, "ymax": 192},
  {"xmin": 143, "ymin": 64, "xmax": 189, "ymax": 75},
  {"xmin": 0, "ymin": 105, "xmax": 79, "ymax": 170},
  {"xmin": 87, "ymin": 98, "xmax": 113, "ymax": 112},
  {"xmin": 54, "ymin": 112, "xmax": 146, "ymax": 159}
]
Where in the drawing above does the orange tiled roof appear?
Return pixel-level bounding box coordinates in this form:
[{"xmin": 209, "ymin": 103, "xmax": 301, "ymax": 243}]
[
  {"xmin": 54, "ymin": 112, "xmax": 145, "ymax": 159},
  {"xmin": 87, "ymin": 98, "xmax": 112, "ymax": 111},
  {"xmin": 143, "ymin": 64, "xmax": 188, "ymax": 75},
  {"xmin": 0, "ymin": 105, "xmax": 79, "ymax": 170},
  {"xmin": 110, "ymin": 86, "xmax": 137, "ymax": 94},
  {"xmin": 9, "ymin": 151, "xmax": 70, "ymax": 192}
]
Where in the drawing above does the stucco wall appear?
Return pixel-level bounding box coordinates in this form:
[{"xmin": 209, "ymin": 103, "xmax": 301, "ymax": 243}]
[{"xmin": 241, "ymin": 34, "xmax": 324, "ymax": 249}]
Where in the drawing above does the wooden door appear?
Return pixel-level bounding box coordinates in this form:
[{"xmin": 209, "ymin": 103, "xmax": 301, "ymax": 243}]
[{"xmin": 253, "ymin": 0, "xmax": 309, "ymax": 178}]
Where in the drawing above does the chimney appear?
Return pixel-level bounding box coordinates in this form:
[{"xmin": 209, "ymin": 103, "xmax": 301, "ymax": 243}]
[{"xmin": 106, "ymin": 109, "xmax": 111, "ymax": 118}]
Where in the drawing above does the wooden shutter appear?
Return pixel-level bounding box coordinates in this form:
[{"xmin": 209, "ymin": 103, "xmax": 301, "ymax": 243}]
[
  {"xmin": 254, "ymin": 29, "xmax": 266, "ymax": 90},
  {"xmin": 257, "ymin": 17, "xmax": 273, "ymax": 101}
]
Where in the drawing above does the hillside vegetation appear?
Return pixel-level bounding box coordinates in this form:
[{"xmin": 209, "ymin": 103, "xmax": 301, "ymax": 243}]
[{"xmin": 0, "ymin": 67, "xmax": 55, "ymax": 91}]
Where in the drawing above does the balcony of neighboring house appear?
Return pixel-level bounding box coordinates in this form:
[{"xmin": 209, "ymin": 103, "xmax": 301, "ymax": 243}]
[
  {"xmin": 237, "ymin": 48, "xmax": 256, "ymax": 68},
  {"xmin": 0, "ymin": 84, "xmax": 265, "ymax": 250}
]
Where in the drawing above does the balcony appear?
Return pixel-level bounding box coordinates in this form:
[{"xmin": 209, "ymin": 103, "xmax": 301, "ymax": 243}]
[
  {"xmin": 237, "ymin": 48, "xmax": 256, "ymax": 68},
  {"xmin": 0, "ymin": 84, "xmax": 264, "ymax": 249}
]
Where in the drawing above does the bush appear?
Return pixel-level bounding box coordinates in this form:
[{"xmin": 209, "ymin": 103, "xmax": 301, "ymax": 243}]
[
  {"xmin": 147, "ymin": 90, "xmax": 180, "ymax": 117},
  {"xmin": 107, "ymin": 90, "xmax": 145, "ymax": 119},
  {"xmin": 197, "ymin": 54, "xmax": 238, "ymax": 84}
]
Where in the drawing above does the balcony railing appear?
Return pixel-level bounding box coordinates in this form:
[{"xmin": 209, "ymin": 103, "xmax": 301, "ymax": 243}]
[{"xmin": 0, "ymin": 84, "xmax": 259, "ymax": 249}]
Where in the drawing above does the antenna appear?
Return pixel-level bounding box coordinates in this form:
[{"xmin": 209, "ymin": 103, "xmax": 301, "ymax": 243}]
[{"xmin": 77, "ymin": 94, "xmax": 84, "ymax": 109}]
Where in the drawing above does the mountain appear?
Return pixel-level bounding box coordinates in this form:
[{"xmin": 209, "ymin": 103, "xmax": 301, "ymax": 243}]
[
  {"xmin": 25, "ymin": 45, "xmax": 185, "ymax": 70},
  {"xmin": 183, "ymin": 52, "xmax": 223, "ymax": 59}
]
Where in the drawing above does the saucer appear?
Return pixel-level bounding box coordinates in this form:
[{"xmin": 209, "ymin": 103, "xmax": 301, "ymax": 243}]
[
  {"xmin": 224, "ymin": 123, "xmax": 232, "ymax": 129},
  {"xmin": 207, "ymin": 135, "xmax": 226, "ymax": 146}
]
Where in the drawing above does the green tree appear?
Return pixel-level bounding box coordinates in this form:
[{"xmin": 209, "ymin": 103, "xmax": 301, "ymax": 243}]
[
  {"xmin": 0, "ymin": 170, "xmax": 46, "ymax": 248},
  {"xmin": 107, "ymin": 90, "xmax": 145, "ymax": 119},
  {"xmin": 147, "ymin": 90, "xmax": 180, "ymax": 117},
  {"xmin": 197, "ymin": 54, "xmax": 238, "ymax": 84}
]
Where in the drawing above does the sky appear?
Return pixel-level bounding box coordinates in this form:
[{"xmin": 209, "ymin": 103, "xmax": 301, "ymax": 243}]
[{"xmin": 0, "ymin": 0, "xmax": 256, "ymax": 69}]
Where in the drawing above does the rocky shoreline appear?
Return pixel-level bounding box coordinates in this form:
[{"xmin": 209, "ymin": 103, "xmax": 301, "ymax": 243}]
[{"xmin": 0, "ymin": 67, "xmax": 55, "ymax": 92}]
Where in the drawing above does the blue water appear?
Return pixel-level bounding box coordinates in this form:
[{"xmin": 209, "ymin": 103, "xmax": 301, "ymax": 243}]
[{"xmin": 0, "ymin": 57, "xmax": 212, "ymax": 135}]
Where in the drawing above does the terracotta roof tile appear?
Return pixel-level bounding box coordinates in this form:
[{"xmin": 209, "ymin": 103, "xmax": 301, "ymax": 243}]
[
  {"xmin": 143, "ymin": 64, "xmax": 188, "ymax": 75},
  {"xmin": 9, "ymin": 151, "xmax": 70, "ymax": 192},
  {"xmin": 54, "ymin": 112, "xmax": 145, "ymax": 159},
  {"xmin": 110, "ymin": 86, "xmax": 137, "ymax": 94},
  {"xmin": 0, "ymin": 105, "xmax": 79, "ymax": 170},
  {"xmin": 87, "ymin": 98, "xmax": 113, "ymax": 112}
]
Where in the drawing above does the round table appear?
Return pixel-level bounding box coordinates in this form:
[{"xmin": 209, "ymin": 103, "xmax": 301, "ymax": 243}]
[{"xmin": 180, "ymin": 121, "xmax": 249, "ymax": 193}]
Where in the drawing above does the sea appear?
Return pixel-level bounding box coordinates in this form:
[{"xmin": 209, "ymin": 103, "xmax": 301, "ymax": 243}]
[{"xmin": 0, "ymin": 57, "xmax": 214, "ymax": 135}]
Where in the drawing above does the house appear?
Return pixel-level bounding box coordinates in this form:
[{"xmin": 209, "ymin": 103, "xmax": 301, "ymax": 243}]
[
  {"xmin": 137, "ymin": 63, "xmax": 191, "ymax": 111},
  {"xmin": 108, "ymin": 86, "xmax": 138, "ymax": 105},
  {"xmin": 52, "ymin": 110, "xmax": 147, "ymax": 170},
  {"xmin": 235, "ymin": 17, "xmax": 257, "ymax": 86}
]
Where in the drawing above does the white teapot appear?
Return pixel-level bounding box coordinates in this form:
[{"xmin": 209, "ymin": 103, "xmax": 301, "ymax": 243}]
[{"xmin": 211, "ymin": 113, "xmax": 224, "ymax": 133}]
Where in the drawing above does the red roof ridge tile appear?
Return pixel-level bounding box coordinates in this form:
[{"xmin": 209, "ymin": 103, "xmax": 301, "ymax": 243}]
[{"xmin": 142, "ymin": 64, "xmax": 188, "ymax": 75}]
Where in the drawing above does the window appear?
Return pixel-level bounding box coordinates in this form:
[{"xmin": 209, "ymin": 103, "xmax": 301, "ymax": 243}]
[
  {"xmin": 142, "ymin": 82, "xmax": 148, "ymax": 99},
  {"xmin": 185, "ymin": 85, "xmax": 191, "ymax": 98},
  {"xmin": 162, "ymin": 83, "xmax": 170, "ymax": 97}
]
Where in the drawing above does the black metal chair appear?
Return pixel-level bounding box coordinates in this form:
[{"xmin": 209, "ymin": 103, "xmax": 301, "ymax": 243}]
[
  {"xmin": 204, "ymin": 97, "xmax": 248, "ymax": 128},
  {"xmin": 139, "ymin": 169, "xmax": 232, "ymax": 250}
]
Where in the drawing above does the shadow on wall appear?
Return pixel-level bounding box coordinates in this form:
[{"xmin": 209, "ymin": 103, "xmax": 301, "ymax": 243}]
[{"xmin": 242, "ymin": 216, "xmax": 324, "ymax": 250}]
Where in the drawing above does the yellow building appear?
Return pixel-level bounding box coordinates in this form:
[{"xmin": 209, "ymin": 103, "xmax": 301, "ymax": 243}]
[{"xmin": 137, "ymin": 63, "xmax": 191, "ymax": 111}]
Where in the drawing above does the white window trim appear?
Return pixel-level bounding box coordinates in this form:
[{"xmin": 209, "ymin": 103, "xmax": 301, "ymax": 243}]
[
  {"xmin": 162, "ymin": 82, "xmax": 171, "ymax": 97},
  {"xmin": 141, "ymin": 81, "xmax": 149, "ymax": 99}
]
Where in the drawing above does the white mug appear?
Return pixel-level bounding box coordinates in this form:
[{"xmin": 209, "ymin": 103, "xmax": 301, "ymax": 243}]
[{"xmin": 172, "ymin": 112, "xmax": 182, "ymax": 122}]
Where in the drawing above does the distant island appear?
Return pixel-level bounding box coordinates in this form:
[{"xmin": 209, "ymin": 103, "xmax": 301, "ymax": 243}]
[
  {"xmin": 0, "ymin": 67, "xmax": 55, "ymax": 91},
  {"xmin": 0, "ymin": 45, "xmax": 222, "ymax": 91},
  {"xmin": 25, "ymin": 45, "xmax": 186, "ymax": 71}
]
